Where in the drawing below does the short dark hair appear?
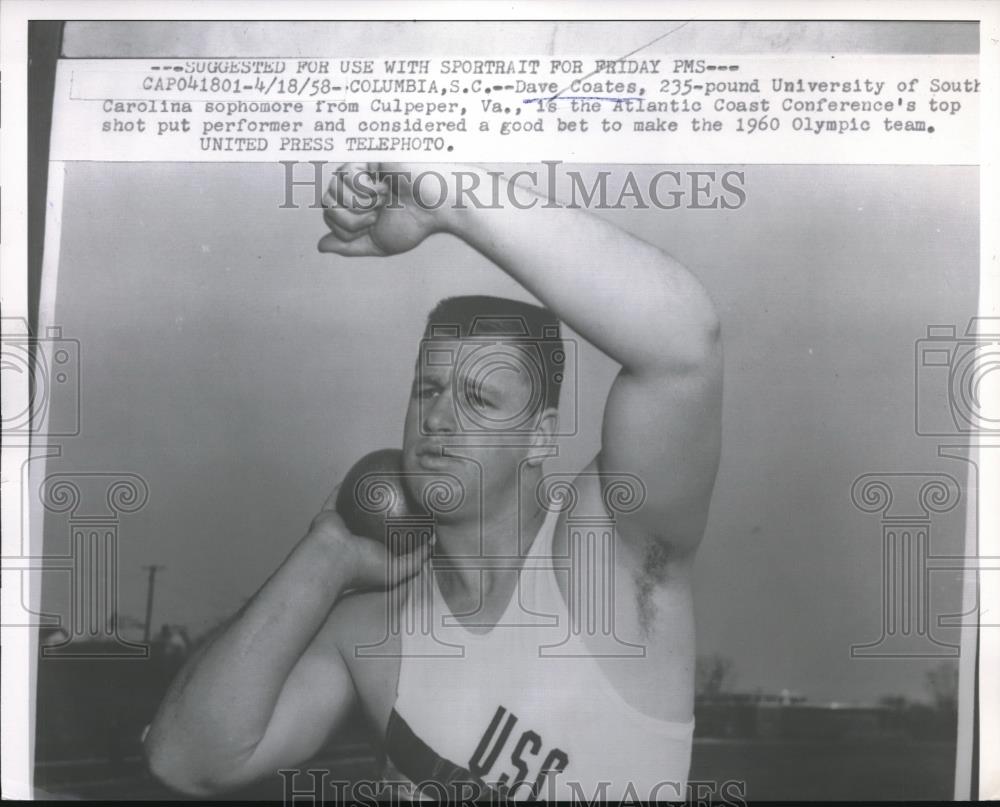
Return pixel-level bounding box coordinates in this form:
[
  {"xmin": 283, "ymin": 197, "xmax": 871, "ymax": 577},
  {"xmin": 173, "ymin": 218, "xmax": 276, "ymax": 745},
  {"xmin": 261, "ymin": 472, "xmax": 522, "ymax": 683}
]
[{"xmin": 423, "ymin": 295, "xmax": 564, "ymax": 412}]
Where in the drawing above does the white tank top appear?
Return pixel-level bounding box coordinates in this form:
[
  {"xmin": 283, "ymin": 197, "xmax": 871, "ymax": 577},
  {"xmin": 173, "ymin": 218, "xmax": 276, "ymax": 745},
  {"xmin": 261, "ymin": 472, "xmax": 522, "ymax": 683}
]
[{"xmin": 381, "ymin": 505, "xmax": 694, "ymax": 802}]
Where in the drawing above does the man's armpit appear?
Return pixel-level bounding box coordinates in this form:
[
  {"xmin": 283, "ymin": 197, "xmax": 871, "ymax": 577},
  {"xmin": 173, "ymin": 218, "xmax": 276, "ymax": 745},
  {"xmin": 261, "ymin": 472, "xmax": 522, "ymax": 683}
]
[{"xmin": 629, "ymin": 535, "xmax": 686, "ymax": 637}]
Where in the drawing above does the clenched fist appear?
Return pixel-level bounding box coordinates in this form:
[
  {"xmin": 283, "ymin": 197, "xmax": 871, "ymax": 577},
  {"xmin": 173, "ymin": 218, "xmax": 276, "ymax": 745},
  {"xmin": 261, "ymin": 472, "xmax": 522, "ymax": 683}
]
[{"xmin": 317, "ymin": 162, "xmax": 448, "ymax": 257}]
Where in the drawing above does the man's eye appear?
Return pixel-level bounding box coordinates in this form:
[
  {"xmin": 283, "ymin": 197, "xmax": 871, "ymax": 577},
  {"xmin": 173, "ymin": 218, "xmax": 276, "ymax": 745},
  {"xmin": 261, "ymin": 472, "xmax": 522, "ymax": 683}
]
[
  {"xmin": 467, "ymin": 390, "xmax": 492, "ymax": 409},
  {"xmin": 414, "ymin": 386, "xmax": 439, "ymax": 399}
]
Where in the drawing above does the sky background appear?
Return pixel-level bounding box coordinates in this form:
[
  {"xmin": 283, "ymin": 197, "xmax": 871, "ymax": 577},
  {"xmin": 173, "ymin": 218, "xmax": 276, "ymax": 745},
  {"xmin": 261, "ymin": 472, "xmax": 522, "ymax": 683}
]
[
  {"xmin": 33, "ymin": 20, "xmax": 980, "ymax": 709},
  {"xmin": 37, "ymin": 159, "xmax": 978, "ymax": 706}
]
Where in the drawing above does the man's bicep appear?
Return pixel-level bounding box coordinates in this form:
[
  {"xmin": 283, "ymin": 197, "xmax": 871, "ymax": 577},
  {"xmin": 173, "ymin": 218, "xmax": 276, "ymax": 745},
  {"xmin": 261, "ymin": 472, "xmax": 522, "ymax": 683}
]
[
  {"xmin": 598, "ymin": 354, "xmax": 722, "ymax": 553},
  {"xmin": 236, "ymin": 613, "xmax": 358, "ymax": 787}
]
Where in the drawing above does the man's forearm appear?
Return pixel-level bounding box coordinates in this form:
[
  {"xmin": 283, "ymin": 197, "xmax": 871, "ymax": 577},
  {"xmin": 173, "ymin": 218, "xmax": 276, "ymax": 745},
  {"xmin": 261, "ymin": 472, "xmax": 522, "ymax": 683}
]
[
  {"xmin": 439, "ymin": 169, "xmax": 719, "ymax": 374},
  {"xmin": 143, "ymin": 529, "xmax": 350, "ymax": 784}
]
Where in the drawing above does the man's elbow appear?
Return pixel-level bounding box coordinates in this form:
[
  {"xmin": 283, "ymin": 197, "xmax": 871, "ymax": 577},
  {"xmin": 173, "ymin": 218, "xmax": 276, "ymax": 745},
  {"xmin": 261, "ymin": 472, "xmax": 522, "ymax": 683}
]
[
  {"xmin": 142, "ymin": 727, "xmax": 235, "ymax": 797},
  {"xmin": 665, "ymin": 312, "xmax": 722, "ymax": 376},
  {"xmin": 650, "ymin": 272, "xmax": 722, "ymax": 374},
  {"xmin": 704, "ymin": 308, "xmax": 722, "ymax": 345},
  {"xmin": 695, "ymin": 310, "xmax": 722, "ymax": 360}
]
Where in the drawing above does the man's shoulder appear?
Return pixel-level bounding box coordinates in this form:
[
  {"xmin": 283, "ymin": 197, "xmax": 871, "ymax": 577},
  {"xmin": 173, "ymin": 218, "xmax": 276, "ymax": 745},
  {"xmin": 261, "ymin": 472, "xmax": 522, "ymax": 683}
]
[
  {"xmin": 550, "ymin": 455, "xmax": 626, "ymax": 525},
  {"xmin": 552, "ymin": 455, "xmax": 698, "ymax": 578}
]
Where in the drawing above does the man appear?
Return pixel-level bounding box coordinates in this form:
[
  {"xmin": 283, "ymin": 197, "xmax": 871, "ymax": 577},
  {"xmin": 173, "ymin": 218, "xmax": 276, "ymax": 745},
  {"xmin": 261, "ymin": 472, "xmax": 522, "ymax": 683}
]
[{"xmin": 143, "ymin": 163, "xmax": 723, "ymax": 801}]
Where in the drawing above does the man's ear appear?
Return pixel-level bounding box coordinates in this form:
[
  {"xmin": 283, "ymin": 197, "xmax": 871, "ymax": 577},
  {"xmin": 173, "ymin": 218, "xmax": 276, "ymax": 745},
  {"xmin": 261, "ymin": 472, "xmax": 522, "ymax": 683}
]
[{"xmin": 525, "ymin": 407, "xmax": 559, "ymax": 466}]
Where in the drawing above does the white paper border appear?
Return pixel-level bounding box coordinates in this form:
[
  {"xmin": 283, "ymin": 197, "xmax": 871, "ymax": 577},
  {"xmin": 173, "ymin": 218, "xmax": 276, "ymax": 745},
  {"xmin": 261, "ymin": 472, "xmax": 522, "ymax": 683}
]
[{"xmin": 2, "ymin": 2, "xmax": 996, "ymax": 800}]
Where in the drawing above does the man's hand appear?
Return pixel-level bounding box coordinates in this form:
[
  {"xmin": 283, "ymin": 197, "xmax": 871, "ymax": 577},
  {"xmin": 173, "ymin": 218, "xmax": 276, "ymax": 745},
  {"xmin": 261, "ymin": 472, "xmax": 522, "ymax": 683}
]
[
  {"xmin": 307, "ymin": 482, "xmax": 432, "ymax": 591},
  {"xmin": 318, "ymin": 162, "xmax": 444, "ymax": 257}
]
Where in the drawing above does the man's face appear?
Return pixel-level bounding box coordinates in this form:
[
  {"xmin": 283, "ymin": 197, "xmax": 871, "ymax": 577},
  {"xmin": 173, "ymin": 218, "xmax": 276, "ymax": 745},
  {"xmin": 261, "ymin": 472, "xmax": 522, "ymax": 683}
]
[{"xmin": 401, "ymin": 336, "xmax": 554, "ymax": 520}]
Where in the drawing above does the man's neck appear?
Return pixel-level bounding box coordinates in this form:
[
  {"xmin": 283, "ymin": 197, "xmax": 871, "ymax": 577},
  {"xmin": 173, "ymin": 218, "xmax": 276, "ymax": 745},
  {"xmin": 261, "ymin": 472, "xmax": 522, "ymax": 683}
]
[{"xmin": 432, "ymin": 496, "xmax": 548, "ymax": 599}]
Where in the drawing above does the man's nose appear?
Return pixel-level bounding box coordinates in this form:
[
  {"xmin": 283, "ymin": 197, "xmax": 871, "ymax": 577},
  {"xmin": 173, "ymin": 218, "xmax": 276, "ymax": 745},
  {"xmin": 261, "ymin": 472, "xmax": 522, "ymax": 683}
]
[{"xmin": 423, "ymin": 388, "xmax": 457, "ymax": 433}]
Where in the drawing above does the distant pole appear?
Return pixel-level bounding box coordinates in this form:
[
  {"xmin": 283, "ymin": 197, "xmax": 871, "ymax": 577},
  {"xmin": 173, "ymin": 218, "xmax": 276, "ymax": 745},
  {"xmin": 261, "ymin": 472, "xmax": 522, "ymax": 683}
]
[{"xmin": 142, "ymin": 565, "xmax": 164, "ymax": 643}]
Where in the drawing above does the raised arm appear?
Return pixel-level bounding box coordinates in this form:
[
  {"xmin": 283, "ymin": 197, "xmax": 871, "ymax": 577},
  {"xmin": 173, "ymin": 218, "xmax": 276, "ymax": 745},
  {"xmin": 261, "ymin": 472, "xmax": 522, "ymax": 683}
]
[{"xmin": 319, "ymin": 163, "xmax": 722, "ymax": 556}]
